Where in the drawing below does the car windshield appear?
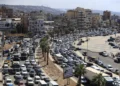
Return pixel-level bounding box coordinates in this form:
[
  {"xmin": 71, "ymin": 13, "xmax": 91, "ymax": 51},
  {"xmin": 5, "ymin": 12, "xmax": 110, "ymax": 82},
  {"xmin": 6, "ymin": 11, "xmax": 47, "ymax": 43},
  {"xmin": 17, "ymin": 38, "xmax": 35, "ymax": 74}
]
[
  {"xmin": 30, "ymin": 71, "xmax": 34, "ymax": 73},
  {"xmin": 7, "ymin": 80, "xmax": 11, "ymax": 83},
  {"xmin": 28, "ymin": 79, "xmax": 33, "ymax": 82},
  {"xmin": 36, "ymin": 77, "xmax": 40, "ymax": 80},
  {"xmin": 23, "ymin": 70, "xmax": 27, "ymax": 72}
]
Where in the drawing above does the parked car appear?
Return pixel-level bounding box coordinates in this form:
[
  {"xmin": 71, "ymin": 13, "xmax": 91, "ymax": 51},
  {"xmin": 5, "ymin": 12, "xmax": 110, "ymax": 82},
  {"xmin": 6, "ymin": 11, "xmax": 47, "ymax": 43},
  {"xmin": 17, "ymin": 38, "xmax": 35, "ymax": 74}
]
[
  {"xmin": 34, "ymin": 76, "xmax": 40, "ymax": 84},
  {"xmin": 21, "ymin": 69, "xmax": 28, "ymax": 79},
  {"xmin": 106, "ymin": 65, "xmax": 114, "ymax": 72},
  {"xmin": 99, "ymin": 51, "xmax": 108, "ymax": 57},
  {"xmin": 29, "ymin": 69, "xmax": 36, "ymax": 77},
  {"xmin": 18, "ymin": 81, "xmax": 25, "ymax": 86},
  {"xmin": 15, "ymin": 75, "xmax": 23, "ymax": 84},
  {"xmin": 27, "ymin": 77, "xmax": 34, "ymax": 86},
  {"xmin": 4, "ymin": 78, "xmax": 13, "ymax": 86},
  {"xmin": 14, "ymin": 72, "xmax": 21, "ymax": 78}
]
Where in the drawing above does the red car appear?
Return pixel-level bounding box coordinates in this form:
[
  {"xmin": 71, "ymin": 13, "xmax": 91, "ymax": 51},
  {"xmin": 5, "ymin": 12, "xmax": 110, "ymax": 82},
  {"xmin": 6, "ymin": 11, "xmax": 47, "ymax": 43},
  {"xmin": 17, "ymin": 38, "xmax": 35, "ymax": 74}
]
[{"xmin": 18, "ymin": 81, "xmax": 25, "ymax": 86}]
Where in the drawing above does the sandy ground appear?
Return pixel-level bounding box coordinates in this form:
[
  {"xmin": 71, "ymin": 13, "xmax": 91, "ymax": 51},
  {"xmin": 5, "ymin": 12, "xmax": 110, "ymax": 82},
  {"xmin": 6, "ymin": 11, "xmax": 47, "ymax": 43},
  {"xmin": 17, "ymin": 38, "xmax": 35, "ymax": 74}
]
[
  {"xmin": 74, "ymin": 34, "xmax": 120, "ymax": 55},
  {"xmin": 36, "ymin": 48, "xmax": 77, "ymax": 86},
  {"xmin": 3, "ymin": 43, "xmax": 15, "ymax": 50},
  {"xmin": 6, "ymin": 33, "xmax": 26, "ymax": 37}
]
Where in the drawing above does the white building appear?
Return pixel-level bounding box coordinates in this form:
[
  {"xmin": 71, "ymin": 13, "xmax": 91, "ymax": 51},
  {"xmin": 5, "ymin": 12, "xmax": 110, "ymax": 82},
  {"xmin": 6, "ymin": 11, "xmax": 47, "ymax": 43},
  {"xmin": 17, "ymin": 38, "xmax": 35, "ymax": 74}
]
[
  {"xmin": 44, "ymin": 21, "xmax": 54, "ymax": 31},
  {"xmin": 0, "ymin": 18, "xmax": 21, "ymax": 30},
  {"xmin": 28, "ymin": 18, "xmax": 44, "ymax": 32}
]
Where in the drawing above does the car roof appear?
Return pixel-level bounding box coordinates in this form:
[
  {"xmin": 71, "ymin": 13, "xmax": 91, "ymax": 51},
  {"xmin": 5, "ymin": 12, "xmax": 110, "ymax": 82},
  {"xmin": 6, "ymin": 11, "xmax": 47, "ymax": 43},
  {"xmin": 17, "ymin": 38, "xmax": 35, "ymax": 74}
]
[
  {"xmin": 28, "ymin": 77, "xmax": 32, "ymax": 80},
  {"xmin": 35, "ymin": 76, "xmax": 40, "ymax": 78},
  {"xmin": 50, "ymin": 81, "xmax": 58, "ymax": 85},
  {"xmin": 39, "ymin": 80, "xmax": 47, "ymax": 84}
]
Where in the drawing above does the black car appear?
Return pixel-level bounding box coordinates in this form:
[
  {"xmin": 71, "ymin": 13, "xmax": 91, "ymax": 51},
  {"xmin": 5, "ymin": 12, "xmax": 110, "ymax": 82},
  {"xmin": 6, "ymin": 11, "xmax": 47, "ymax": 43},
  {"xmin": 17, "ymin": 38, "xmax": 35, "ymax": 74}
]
[
  {"xmin": 29, "ymin": 69, "xmax": 36, "ymax": 77},
  {"xmin": 2, "ymin": 68, "xmax": 9, "ymax": 75},
  {"xmin": 35, "ymin": 69, "xmax": 42, "ymax": 76}
]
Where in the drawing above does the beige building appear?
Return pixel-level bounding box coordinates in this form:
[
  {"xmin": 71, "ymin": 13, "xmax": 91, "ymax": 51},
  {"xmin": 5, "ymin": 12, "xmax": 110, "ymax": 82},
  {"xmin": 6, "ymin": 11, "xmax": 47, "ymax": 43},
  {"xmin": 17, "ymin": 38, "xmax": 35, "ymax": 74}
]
[
  {"xmin": 92, "ymin": 13, "xmax": 101, "ymax": 28},
  {"xmin": 66, "ymin": 10, "xmax": 78, "ymax": 19},
  {"xmin": 77, "ymin": 11, "xmax": 87, "ymax": 30}
]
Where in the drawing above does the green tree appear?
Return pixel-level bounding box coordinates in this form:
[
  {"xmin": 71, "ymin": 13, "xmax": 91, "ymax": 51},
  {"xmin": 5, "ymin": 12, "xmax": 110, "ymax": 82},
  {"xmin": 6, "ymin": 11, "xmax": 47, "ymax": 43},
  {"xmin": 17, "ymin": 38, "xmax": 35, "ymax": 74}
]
[
  {"xmin": 40, "ymin": 36, "xmax": 49, "ymax": 62},
  {"xmin": 74, "ymin": 64, "xmax": 86, "ymax": 86},
  {"xmin": 92, "ymin": 73, "xmax": 106, "ymax": 86}
]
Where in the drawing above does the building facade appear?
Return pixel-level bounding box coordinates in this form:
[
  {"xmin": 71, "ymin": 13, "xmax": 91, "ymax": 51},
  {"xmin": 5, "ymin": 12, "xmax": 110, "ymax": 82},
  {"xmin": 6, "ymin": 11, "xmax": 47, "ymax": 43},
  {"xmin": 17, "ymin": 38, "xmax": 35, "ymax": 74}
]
[
  {"xmin": 77, "ymin": 11, "xmax": 86, "ymax": 30},
  {"xmin": 0, "ymin": 6, "xmax": 13, "ymax": 18},
  {"xmin": 85, "ymin": 9, "xmax": 92, "ymax": 29},
  {"xmin": 66, "ymin": 10, "xmax": 78, "ymax": 19},
  {"xmin": 0, "ymin": 18, "xmax": 21, "ymax": 30},
  {"xmin": 92, "ymin": 13, "xmax": 101, "ymax": 28},
  {"xmin": 103, "ymin": 10, "xmax": 111, "ymax": 20}
]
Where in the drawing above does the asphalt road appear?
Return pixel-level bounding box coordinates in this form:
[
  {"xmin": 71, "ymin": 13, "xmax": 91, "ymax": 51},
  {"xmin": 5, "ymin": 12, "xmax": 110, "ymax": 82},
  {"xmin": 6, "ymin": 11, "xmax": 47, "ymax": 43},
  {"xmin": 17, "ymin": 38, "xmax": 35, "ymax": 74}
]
[{"xmin": 80, "ymin": 49, "xmax": 120, "ymax": 71}]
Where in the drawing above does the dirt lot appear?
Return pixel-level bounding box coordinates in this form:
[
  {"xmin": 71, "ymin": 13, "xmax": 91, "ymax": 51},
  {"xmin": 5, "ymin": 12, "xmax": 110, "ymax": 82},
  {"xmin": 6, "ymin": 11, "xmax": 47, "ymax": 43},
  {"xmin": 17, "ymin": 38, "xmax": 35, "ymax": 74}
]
[
  {"xmin": 6, "ymin": 33, "xmax": 26, "ymax": 37},
  {"xmin": 36, "ymin": 48, "xmax": 77, "ymax": 86},
  {"xmin": 3, "ymin": 43, "xmax": 15, "ymax": 50}
]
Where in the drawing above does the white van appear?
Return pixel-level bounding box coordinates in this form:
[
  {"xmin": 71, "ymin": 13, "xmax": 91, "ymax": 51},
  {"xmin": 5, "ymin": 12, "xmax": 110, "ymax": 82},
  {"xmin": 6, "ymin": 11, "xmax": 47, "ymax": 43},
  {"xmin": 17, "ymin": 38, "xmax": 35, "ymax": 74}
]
[
  {"xmin": 38, "ymin": 80, "xmax": 47, "ymax": 86},
  {"xmin": 49, "ymin": 81, "xmax": 58, "ymax": 86}
]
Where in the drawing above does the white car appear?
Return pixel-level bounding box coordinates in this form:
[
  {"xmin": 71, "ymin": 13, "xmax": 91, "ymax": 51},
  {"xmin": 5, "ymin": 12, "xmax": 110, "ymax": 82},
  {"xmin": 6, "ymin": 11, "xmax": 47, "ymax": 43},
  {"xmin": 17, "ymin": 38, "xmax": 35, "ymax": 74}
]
[
  {"xmin": 5, "ymin": 78, "xmax": 13, "ymax": 86},
  {"xmin": 21, "ymin": 69, "xmax": 28, "ymax": 78},
  {"xmin": 3, "ymin": 64, "xmax": 9, "ymax": 68},
  {"xmin": 27, "ymin": 77, "xmax": 34, "ymax": 86},
  {"xmin": 106, "ymin": 65, "xmax": 114, "ymax": 72},
  {"xmin": 34, "ymin": 76, "xmax": 40, "ymax": 84},
  {"xmin": 81, "ymin": 76, "xmax": 87, "ymax": 84},
  {"xmin": 91, "ymin": 65, "xmax": 100, "ymax": 70},
  {"xmin": 14, "ymin": 72, "xmax": 21, "ymax": 78},
  {"xmin": 20, "ymin": 64, "xmax": 26, "ymax": 70},
  {"xmin": 25, "ymin": 60, "xmax": 30, "ymax": 65}
]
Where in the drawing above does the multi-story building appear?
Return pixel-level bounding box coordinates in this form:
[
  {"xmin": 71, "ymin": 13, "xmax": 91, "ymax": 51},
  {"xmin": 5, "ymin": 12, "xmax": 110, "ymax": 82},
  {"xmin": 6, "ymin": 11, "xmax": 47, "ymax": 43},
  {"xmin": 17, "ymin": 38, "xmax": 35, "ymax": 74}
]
[
  {"xmin": 0, "ymin": 6, "xmax": 13, "ymax": 18},
  {"xmin": 66, "ymin": 10, "xmax": 78, "ymax": 19},
  {"xmin": 103, "ymin": 10, "xmax": 111, "ymax": 20},
  {"xmin": 44, "ymin": 21, "xmax": 54, "ymax": 31},
  {"xmin": 13, "ymin": 10, "xmax": 24, "ymax": 18},
  {"xmin": 28, "ymin": 11, "xmax": 46, "ymax": 32},
  {"xmin": 0, "ymin": 18, "xmax": 21, "ymax": 30},
  {"xmin": 77, "ymin": 11, "xmax": 86, "ymax": 30},
  {"xmin": 92, "ymin": 13, "xmax": 101, "ymax": 28},
  {"xmin": 85, "ymin": 9, "xmax": 92, "ymax": 28}
]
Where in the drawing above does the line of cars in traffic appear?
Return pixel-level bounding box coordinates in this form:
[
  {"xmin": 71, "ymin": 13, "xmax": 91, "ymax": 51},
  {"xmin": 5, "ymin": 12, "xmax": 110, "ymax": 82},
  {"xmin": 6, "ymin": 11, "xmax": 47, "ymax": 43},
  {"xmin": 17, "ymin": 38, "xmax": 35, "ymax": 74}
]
[
  {"xmin": 2, "ymin": 37, "xmax": 58, "ymax": 86},
  {"xmin": 50, "ymin": 31, "xmax": 120, "ymax": 85}
]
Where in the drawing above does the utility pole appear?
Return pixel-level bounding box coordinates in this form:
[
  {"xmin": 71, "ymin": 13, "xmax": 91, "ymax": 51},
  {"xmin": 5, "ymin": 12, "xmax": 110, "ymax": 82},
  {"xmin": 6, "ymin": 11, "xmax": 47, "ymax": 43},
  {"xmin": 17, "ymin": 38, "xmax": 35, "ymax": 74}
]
[{"xmin": 2, "ymin": 31, "xmax": 4, "ymax": 61}]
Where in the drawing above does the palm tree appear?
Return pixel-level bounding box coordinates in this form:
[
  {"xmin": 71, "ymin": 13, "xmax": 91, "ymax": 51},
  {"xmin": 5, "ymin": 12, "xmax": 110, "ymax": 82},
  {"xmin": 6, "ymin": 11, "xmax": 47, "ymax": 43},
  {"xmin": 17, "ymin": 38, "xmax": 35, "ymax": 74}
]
[
  {"xmin": 40, "ymin": 40, "xmax": 46, "ymax": 61},
  {"xmin": 46, "ymin": 44, "xmax": 50, "ymax": 65},
  {"xmin": 92, "ymin": 73, "xmax": 106, "ymax": 86},
  {"xmin": 74, "ymin": 64, "xmax": 86, "ymax": 86}
]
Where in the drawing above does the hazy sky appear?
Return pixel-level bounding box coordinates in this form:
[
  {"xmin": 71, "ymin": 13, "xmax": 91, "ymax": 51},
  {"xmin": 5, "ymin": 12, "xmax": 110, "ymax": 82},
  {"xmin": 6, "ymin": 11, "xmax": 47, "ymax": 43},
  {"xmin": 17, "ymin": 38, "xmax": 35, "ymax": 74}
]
[{"xmin": 0, "ymin": 0, "xmax": 120, "ymax": 12}]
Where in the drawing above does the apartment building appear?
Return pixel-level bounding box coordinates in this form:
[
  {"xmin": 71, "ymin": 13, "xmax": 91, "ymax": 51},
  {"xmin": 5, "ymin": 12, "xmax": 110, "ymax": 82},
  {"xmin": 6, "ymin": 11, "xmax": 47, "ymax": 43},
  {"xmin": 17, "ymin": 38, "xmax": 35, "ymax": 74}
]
[
  {"xmin": 85, "ymin": 9, "xmax": 92, "ymax": 29},
  {"xmin": 66, "ymin": 10, "xmax": 78, "ymax": 19},
  {"xmin": 92, "ymin": 13, "xmax": 101, "ymax": 28},
  {"xmin": 28, "ymin": 18, "xmax": 44, "ymax": 32},
  {"xmin": 103, "ymin": 10, "xmax": 111, "ymax": 20},
  {"xmin": 28, "ymin": 11, "xmax": 46, "ymax": 32},
  {"xmin": 0, "ymin": 18, "xmax": 21, "ymax": 30},
  {"xmin": 77, "ymin": 11, "xmax": 87, "ymax": 30},
  {"xmin": 44, "ymin": 21, "xmax": 54, "ymax": 31},
  {"xmin": 0, "ymin": 6, "xmax": 13, "ymax": 18}
]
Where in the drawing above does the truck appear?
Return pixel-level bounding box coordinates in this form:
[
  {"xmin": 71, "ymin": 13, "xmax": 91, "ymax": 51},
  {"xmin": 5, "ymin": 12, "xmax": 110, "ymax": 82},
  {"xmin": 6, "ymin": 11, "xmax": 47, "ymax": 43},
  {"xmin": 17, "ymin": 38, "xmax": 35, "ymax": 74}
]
[
  {"xmin": 49, "ymin": 81, "xmax": 58, "ymax": 86},
  {"xmin": 85, "ymin": 67, "xmax": 114, "ymax": 86}
]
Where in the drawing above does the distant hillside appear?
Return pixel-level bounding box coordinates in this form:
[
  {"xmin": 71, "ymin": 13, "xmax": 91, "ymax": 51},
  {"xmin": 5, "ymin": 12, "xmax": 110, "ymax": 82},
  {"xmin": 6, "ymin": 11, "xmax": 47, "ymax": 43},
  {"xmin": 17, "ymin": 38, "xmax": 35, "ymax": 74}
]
[{"xmin": 0, "ymin": 4, "xmax": 65, "ymax": 15}]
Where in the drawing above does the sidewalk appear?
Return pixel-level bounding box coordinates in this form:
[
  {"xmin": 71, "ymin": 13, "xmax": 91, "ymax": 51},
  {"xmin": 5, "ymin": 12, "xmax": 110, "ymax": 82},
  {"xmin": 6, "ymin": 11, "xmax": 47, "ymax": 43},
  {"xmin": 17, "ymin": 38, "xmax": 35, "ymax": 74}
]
[{"xmin": 35, "ymin": 46, "xmax": 78, "ymax": 86}]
